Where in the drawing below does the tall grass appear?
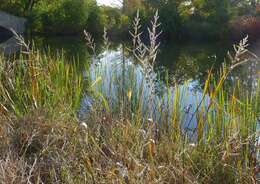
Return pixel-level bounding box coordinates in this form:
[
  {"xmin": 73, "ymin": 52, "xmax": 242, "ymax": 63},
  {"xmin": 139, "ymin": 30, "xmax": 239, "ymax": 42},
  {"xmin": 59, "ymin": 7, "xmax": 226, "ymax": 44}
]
[
  {"xmin": 0, "ymin": 12, "xmax": 259, "ymax": 183},
  {"xmin": 0, "ymin": 33, "xmax": 84, "ymax": 117}
]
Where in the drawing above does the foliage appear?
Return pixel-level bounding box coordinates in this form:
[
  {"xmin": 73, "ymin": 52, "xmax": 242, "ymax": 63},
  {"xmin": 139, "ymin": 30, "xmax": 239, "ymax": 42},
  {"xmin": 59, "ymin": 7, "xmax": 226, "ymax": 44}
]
[
  {"xmin": 181, "ymin": 0, "xmax": 231, "ymax": 39},
  {"xmin": 0, "ymin": 0, "xmax": 130, "ymax": 35},
  {"xmin": 29, "ymin": 0, "xmax": 96, "ymax": 34},
  {"xmin": 1, "ymin": 0, "xmax": 260, "ymax": 40},
  {"xmin": 0, "ymin": 0, "xmax": 41, "ymax": 16},
  {"xmin": 138, "ymin": 0, "xmax": 231, "ymax": 39},
  {"xmin": 122, "ymin": 0, "xmax": 260, "ymax": 40},
  {"xmin": 0, "ymin": 0, "xmax": 97, "ymax": 34},
  {"xmin": 86, "ymin": 6, "xmax": 130, "ymax": 37}
]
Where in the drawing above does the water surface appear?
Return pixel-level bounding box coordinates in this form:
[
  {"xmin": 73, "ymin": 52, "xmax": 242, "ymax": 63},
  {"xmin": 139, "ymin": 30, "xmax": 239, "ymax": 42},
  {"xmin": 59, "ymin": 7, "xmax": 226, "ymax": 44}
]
[{"xmin": 2, "ymin": 35, "xmax": 260, "ymax": 129}]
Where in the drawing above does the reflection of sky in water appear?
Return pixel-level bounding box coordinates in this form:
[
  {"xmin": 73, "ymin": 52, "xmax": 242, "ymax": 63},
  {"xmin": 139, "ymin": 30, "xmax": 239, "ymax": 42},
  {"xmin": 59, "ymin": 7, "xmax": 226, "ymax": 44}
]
[
  {"xmin": 1, "ymin": 34, "xmax": 259, "ymax": 141},
  {"xmin": 79, "ymin": 44, "xmax": 259, "ymax": 134},
  {"xmin": 80, "ymin": 47, "xmax": 211, "ymax": 130},
  {"xmin": 2, "ymin": 34, "xmax": 258, "ymax": 131}
]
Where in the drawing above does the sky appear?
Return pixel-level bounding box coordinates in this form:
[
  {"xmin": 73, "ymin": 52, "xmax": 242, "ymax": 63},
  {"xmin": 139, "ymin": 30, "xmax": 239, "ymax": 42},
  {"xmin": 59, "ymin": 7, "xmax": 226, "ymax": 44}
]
[{"xmin": 97, "ymin": 0, "xmax": 122, "ymax": 7}]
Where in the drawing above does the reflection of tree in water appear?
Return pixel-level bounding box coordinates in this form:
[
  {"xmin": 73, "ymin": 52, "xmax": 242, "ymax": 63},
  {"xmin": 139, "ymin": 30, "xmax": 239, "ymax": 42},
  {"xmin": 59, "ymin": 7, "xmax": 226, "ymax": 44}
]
[
  {"xmin": 29, "ymin": 36, "xmax": 90, "ymax": 61},
  {"xmin": 225, "ymin": 58, "xmax": 260, "ymax": 93},
  {"xmin": 30, "ymin": 36, "xmax": 121, "ymax": 62},
  {"xmin": 155, "ymin": 42, "xmax": 228, "ymax": 90},
  {"xmin": 27, "ymin": 36, "xmax": 120, "ymax": 75},
  {"xmin": 27, "ymin": 36, "xmax": 259, "ymax": 96}
]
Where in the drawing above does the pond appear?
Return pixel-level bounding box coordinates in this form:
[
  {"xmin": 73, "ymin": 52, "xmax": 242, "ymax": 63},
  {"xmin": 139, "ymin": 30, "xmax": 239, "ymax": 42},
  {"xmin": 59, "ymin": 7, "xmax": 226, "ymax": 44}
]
[{"xmin": 1, "ymin": 35, "xmax": 260, "ymax": 131}]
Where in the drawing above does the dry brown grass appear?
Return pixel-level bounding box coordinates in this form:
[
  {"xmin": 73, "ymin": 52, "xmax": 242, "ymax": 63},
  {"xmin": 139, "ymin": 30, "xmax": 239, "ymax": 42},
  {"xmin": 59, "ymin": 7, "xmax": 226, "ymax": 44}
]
[{"xmin": 0, "ymin": 109, "xmax": 257, "ymax": 184}]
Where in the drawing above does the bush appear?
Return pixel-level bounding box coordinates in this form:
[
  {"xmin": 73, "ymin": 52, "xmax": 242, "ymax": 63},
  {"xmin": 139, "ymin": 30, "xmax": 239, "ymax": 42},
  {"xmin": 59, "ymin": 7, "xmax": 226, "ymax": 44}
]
[{"xmin": 29, "ymin": 0, "xmax": 96, "ymax": 34}]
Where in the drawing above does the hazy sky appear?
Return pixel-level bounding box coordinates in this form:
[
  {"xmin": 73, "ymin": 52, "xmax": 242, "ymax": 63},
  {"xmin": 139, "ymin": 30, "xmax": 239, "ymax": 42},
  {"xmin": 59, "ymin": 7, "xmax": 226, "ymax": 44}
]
[{"xmin": 97, "ymin": 0, "xmax": 121, "ymax": 7}]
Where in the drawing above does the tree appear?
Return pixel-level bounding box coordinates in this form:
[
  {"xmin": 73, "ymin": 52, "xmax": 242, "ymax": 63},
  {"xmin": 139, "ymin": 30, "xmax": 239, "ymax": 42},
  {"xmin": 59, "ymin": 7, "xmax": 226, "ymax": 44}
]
[
  {"xmin": 24, "ymin": 0, "xmax": 41, "ymax": 13},
  {"xmin": 122, "ymin": 0, "xmax": 143, "ymax": 14},
  {"xmin": 0, "ymin": 0, "xmax": 42, "ymax": 16}
]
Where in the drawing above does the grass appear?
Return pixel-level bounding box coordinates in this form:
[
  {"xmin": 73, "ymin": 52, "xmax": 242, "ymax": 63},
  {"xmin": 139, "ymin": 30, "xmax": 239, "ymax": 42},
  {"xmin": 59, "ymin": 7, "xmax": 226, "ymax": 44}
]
[
  {"xmin": 0, "ymin": 15, "xmax": 259, "ymax": 184},
  {"xmin": 0, "ymin": 36, "xmax": 84, "ymax": 116},
  {"xmin": 0, "ymin": 80, "xmax": 259, "ymax": 183}
]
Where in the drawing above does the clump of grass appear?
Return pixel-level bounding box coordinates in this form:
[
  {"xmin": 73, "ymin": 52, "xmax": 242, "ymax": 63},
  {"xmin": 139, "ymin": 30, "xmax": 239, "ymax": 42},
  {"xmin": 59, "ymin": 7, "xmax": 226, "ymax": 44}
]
[
  {"xmin": 0, "ymin": 108, "xmax": 259, "ymax": 183},
  {"xmin": 0, "ymin": 32, "xmax": 84, "ymax": 116}
]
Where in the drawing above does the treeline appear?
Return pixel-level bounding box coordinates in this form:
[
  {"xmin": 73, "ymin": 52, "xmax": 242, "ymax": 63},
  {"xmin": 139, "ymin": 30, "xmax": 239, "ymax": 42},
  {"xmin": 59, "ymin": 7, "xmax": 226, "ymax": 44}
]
[
  {"xmin": 0, "ymin": 0, "xmax": 260, "ymax": 40},
  {"xmin": 125, "ymin": 0, "xmax": 260, "ymax": 40},
  {"xmin": 0, "ymin": 0, "xmax": 127, "ymax": 36}
]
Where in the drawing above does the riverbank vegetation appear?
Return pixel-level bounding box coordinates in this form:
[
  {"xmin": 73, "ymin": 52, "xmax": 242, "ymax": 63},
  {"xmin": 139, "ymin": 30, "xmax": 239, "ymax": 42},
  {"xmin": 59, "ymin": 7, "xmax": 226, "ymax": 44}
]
[
  {"xmin": 1, "ymin": 0, "xmax": 260, "ymax": 41},
  {"xmin": 0, "ymin": 11, "xmax": 260, "ymax": 183},
  {"xmin": 0, "ymin": 39, "xmax": 259, "ymax": 183}
]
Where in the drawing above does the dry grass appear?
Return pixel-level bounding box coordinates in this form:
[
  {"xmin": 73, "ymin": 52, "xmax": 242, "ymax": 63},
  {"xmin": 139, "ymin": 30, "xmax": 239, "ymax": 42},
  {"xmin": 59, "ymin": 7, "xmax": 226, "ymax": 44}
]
[{"xmin": 0, "ymin": 110, "xmax": 257, "ymax": 183}]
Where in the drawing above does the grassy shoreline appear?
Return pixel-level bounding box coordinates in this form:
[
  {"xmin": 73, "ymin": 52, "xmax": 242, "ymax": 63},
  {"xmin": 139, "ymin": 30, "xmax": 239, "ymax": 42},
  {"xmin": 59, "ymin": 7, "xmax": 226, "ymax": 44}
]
[
  {"xmin": 0, "ymin": 10, "xmax": 260, "ymax": 182},
  {"xmin": 0, "ymin": 36, "xmax": 259, "ymax": 183}
]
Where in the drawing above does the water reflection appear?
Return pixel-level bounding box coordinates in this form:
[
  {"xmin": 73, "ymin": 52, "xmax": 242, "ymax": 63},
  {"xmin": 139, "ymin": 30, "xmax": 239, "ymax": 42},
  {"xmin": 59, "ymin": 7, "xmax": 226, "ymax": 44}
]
[
  {"xmin": 32, "ymin": 36, "xmax": 233, "ymax": 86},
  {"xmin": 26, "ymin": 36, "xmax": 260, "ymax": 129},
  {"xmin": 79, "ymin": 44, "xmax": 259, "ymax": 131},
  {"xmin": 79, "ymin": 47, "xmax": 211, "ymax": 129}
]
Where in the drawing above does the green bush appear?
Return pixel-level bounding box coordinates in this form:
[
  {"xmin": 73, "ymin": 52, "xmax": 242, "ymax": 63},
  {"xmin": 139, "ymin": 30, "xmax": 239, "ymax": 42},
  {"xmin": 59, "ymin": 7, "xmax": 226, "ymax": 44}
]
[
  {"xmin": 29, "ymin": 0, "xmax": 96, "ymax": 34},
  {"xmin": 0, "ymin": 0, "xmax": 97, "ymax": 34}
]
